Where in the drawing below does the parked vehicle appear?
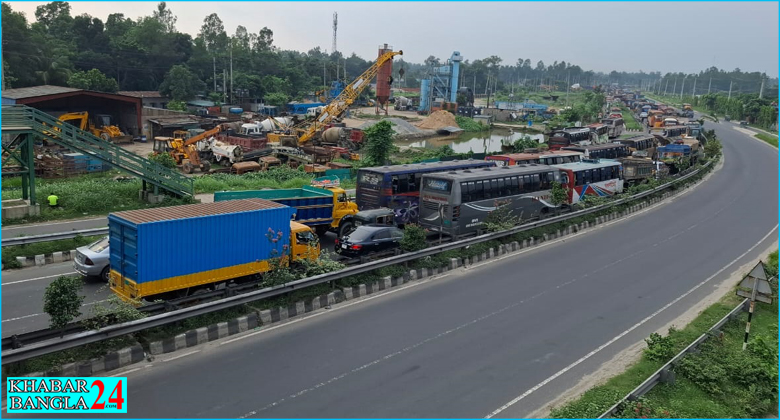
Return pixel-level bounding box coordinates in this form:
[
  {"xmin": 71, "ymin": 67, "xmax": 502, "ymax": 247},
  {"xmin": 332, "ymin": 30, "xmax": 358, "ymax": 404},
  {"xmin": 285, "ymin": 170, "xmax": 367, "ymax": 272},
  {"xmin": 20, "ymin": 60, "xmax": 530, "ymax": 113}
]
[
  {"xmin": 214, "ymin": 185, "xmax": 358, "ymax": 237},
  {"xmin": 73, "ymin": 236, "xmax": 111, "ymax": 282},
  {"xmin": 108, "ymin": 199, "xmax": 319, "ymax": 303},
  {"xmin": 356, "ymin": 160, "xmax": 496, "ymax": 226},
  {"xmin": 418, "ymin": 164, "xmax": 563, "ymax": 238},
  {"xmin": 552, "ymin": 159, "xmax": 625, "ymax": 205},
  {"xmin": 335, "ymin": 225, "xmax": 403, "ymax": 257}
]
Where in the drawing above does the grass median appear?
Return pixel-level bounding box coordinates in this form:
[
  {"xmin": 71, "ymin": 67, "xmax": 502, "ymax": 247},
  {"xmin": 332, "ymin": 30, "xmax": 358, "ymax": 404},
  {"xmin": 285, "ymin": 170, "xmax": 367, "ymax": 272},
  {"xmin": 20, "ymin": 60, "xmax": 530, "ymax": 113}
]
[
  {"xmin": 549, "ymin": 251, "xmax": 778, "ymax": 419},
  {"xmin": 754, "ymin": 133, "xmax": 778, "ymax": 148}
]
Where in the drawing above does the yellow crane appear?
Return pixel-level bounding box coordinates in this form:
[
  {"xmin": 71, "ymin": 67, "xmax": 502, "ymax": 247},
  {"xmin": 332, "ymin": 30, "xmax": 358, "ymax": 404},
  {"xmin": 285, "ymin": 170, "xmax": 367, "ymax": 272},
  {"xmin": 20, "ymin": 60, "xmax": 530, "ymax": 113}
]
[
  {"xmin": 269, "ymin": 49, "xmax": 403, "ymax": 147},
  {"xmin": 153, "ymin": 124, "xmax": 228, "ymax": 173},
  {"xmin": 58, "ymin": 112, "xmax": 132, "ymax": 143}
]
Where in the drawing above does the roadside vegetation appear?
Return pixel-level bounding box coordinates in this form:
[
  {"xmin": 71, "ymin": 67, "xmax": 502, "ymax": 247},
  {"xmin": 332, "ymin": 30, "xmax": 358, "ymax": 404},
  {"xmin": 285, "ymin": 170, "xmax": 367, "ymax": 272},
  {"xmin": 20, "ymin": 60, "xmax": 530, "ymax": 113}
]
[
  {"xmin": 550, "ymin": 250, "xmax": 778, "ymax": 419},
  {"xmin": 620, "ymin": 105, "xmax": 643, "ymax": 130},
  {"xmin": 754, "ymin": 133, "xmax": 779, "ymax": 148},
  {"xmin": 455, "ymin": 115, "xmax": 489, "ymax": 132},
  {"xmin": 2, "ymin": 235, "xmax": 102, "ymax": 269}
]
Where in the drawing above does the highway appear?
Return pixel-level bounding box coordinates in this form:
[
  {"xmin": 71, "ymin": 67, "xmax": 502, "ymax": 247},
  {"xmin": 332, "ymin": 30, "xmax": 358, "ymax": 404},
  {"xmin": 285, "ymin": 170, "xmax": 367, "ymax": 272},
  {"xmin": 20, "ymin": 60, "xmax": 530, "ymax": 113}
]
[
  {"xmin": 1, "ymin": 217, "xmax": 107, "ymax": 239},
  {"xmin": 1, "ymin": 120, "xmax": 776, "ymax": 418},
  {"xmin": 1, "ymin": 117, "xmax": 766, "ymax": 418}
]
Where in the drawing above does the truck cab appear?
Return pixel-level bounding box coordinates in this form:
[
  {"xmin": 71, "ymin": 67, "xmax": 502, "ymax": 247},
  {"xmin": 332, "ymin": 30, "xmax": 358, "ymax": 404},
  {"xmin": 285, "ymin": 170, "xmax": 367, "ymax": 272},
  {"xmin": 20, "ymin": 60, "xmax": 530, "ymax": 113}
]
[
  {"xmin": 290, "ymin": 221, "xmax": 320, "ymax": 262},
  {"xmin": 321, "ymin": 186, "xmax": 359, "ymax": 231}
]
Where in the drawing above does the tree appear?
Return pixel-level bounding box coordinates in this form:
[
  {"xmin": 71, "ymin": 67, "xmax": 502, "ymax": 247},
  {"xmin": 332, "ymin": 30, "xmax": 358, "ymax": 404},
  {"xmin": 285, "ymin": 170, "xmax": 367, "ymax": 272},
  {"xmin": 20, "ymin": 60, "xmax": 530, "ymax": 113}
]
[
  {"xmin": 43, "ymin": 276, "xmax": 85, "ymax": 335},
  {"xmin": 159, "ymin": 64, "xmax": 205, "ymax": 101},
  {"xmin": 400, "ymin": 224, "xmax": 427, "ymax": 252},
  {"xmin": 485, "ymin": 200, "xmax": 519, "ymax": 232},
  {"xmin": 153, "ymin": 2, "xmax": 177, "ymax": 33},
  {"xmin": 550, "ymin": 181, "xmax": 568, "ymax": 206},
  {"xmin": 264, "ymin": 92, "xmax": 288, "ymax": 107},
  {"xmin": 199, "ymin": 13, "xmax": 227, "ymax": 53},
  {"xmin": 67, "ymin": 68, "xmax": 119, "ymax": 92},
  {"xmin": 362, "ymin": 120, "xmax": 395, "ymax": 166},
  {"xmin": 166, "ymin": 100, "xmax": 187, "ymax": 112}
]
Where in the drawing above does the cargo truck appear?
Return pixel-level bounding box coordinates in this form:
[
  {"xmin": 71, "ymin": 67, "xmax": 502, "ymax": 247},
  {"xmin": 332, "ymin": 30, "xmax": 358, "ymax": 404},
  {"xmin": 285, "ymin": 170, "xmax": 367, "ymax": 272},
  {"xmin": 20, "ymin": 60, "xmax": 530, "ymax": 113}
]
[
  {"xmin": 108, "ymin": 199, "xmax": 319, "ymax": 303},
  {"xmin": 214, "ymin": 185, "xmax": 359, "ymax": 237}
]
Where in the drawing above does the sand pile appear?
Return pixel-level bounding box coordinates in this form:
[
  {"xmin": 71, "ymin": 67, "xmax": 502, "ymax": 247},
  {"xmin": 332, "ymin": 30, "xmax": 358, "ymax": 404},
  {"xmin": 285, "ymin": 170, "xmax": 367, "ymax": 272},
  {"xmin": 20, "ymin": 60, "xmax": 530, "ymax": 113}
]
[
  {"xmin": 359, "ymin": 117, "xmax": 437, "ymax": 140},
  {"xmin": 416, "ymin": 110, "xmax": 459, "ymax": 130}
]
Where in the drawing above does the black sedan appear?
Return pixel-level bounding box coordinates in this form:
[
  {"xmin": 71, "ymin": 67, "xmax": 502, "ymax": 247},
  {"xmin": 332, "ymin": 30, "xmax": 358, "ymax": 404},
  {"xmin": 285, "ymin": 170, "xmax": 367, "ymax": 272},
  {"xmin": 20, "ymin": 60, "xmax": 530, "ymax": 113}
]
[{"xmin": 335, "ymin": 225, "xmax": 404, "ymax": 257}]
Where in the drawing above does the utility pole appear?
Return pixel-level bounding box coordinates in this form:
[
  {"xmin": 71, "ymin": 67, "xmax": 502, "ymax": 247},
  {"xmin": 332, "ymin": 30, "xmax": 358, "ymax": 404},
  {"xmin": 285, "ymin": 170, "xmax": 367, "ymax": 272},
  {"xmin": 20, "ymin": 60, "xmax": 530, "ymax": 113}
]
[
  {"xmin": 213, "ymin": 56, "xmax": 217, "ymax": 93},
  {"xmin": 672, "ymin": 78, "xmax": 677, "ymax": 97},
  {"xmin": 680, "ymin": 77, "xmax": 685, "ymax": 100},
  {"xmin": 728, "ymin": 80, "xmax": 733, "ymax": 99},
  {"xmin": 230, "ymin": 44, "xmax": 233, "ymax": 104},
  {"xmin": 223, "ymin": 69, "xmax": 227, "ymax": 103},
  {"xmin": 692, "ymin": 78, "xmax": 697, "ymax": 98},
  {"xmin": 664, "ymin": 78, "xmax": 669, "ymax": 95},
  {"xmin": 759, "ymin": 77, "xmax": 764, "ymax": 99},
  {"xmin": 566, "ymin": 72, "xmax": 570, "ymax": 106},
  {"xmin": 708, "ymin": 77, "xmax": 712, "ymax": 94}
]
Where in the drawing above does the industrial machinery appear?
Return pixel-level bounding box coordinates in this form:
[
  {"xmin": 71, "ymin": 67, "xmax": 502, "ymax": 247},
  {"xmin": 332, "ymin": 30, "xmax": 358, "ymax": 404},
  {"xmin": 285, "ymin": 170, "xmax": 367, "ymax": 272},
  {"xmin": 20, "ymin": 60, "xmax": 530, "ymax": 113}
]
[
  {"xmin": 268, "ymin": 47, "xmax": 403, "ymax": 148},
  {"xmin": 152, "ymin": 125, "xmax": 233, "ymax": 173},
  {"xmin": 418, "ymin": 51, "xmax": 463, "ymax": 114},
  {"xmin": 58, "ymin": 112, "xmax": 132, "ymax": 143}
]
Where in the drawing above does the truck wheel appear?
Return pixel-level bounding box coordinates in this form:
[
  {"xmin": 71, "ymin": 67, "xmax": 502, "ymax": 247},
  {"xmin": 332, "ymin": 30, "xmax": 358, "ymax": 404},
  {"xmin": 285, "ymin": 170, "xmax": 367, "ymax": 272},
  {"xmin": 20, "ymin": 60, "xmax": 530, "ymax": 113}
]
[
  {"xmin": 201, "ymin": 161, "xmax": 211, "ymax": 173},
  {"xmin": 100, "ymin": 133, "xmax": 110, "ymax": 141},
  {"xmin": 182, "ymin": 162, "xmax": 194, "ymax": 174},
  {"xmin": 338, "ymin": 221, "xmax": 354, "ymax": 238}
]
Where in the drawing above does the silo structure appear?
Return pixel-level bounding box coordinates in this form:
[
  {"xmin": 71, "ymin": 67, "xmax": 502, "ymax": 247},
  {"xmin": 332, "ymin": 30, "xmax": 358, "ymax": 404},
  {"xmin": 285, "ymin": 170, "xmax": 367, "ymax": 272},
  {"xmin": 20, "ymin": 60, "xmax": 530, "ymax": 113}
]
[
  {"xmin": 419, "ymin": 79, "xmax": 431, "ymax": 113},
  {"xmin": 376, "ymin": 44, "xmax": 393, "ymax": 113}
]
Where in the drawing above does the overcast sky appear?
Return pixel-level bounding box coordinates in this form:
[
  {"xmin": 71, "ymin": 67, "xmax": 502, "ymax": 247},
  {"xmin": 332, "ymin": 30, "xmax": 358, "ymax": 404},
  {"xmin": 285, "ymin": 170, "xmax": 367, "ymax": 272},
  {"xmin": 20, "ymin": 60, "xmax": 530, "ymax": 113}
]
[{"xmin": 6, "ymin": 1, "xmax": 778, "ymax": 77}]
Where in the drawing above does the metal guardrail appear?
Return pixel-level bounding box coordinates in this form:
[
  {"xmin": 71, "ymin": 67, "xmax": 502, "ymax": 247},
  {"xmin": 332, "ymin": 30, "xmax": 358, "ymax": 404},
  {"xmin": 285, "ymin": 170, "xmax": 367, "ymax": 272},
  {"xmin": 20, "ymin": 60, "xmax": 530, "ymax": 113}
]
[
  {"xmin": 1, "ymin": 228, "xmax": 109, "ymax": 247},
  {"xmin": 597, "ymin": 298, "xmax": 749, "ymax": 419},
  {"xmin": 0, "ymin": 159, "xmax": 714, "ymax": 365}
]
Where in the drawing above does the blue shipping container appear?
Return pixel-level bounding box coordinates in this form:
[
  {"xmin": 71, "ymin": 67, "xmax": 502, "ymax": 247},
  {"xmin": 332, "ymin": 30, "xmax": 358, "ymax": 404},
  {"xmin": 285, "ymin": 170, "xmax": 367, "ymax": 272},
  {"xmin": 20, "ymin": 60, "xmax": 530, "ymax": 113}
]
[{"xmin": 108, "ymin": 199, "xmax": 295, "ymax": 285}]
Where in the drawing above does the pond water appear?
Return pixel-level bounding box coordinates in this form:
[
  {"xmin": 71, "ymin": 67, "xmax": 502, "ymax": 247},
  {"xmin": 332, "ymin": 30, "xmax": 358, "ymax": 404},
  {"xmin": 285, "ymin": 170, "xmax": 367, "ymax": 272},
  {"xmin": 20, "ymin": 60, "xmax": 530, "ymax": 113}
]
[{"xmin": 397, "ymin": 129, "xmax": 546, "ymax": 154}]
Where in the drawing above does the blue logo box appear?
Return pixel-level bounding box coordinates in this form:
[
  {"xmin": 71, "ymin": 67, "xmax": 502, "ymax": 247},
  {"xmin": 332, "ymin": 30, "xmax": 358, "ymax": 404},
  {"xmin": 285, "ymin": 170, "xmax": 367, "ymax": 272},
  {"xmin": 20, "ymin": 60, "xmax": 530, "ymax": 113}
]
[{"xmin": 6, "ymin": 377, "xmax": 127, "ymax": 414}]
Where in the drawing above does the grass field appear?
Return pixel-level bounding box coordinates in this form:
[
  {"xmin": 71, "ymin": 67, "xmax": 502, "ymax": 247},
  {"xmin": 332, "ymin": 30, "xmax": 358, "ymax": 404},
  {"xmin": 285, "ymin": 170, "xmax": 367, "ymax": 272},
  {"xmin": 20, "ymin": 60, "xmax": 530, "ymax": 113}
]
[{"xmin": 754, "ymin": 133, "xmax": 779, "ymax": 147}]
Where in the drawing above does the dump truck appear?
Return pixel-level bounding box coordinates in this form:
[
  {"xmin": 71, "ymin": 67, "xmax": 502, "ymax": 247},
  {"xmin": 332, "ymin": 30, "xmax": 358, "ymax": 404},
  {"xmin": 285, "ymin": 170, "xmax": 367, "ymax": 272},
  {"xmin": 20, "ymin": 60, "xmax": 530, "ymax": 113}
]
[
  {"xmin": 108, "ymin": 199, "xmax": 319, "ymax": 303},
  {"xmin": 214, "ymin": 185, "xmax": 359, "ymax": 237}
]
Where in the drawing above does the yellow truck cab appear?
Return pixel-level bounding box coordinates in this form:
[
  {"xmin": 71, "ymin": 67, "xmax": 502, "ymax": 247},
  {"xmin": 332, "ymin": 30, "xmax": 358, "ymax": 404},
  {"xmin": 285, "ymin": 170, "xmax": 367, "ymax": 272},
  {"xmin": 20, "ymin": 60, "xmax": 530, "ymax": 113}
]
[
  {"xmin": 321, "ymin": 186, "xmax": 359, "ymax": 231},
  {"xmin": 290, "ymin": 221, "xmax": 321, "ymax": 262}
]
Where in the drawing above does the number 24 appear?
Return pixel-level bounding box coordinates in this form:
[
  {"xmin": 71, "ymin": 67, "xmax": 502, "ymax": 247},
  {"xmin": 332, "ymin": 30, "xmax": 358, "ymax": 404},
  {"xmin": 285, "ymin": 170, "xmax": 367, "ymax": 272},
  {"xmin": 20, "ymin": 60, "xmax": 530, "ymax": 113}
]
[{"xmin": 90, "ymin": 380, "xmax": 124, "ymax": 410}]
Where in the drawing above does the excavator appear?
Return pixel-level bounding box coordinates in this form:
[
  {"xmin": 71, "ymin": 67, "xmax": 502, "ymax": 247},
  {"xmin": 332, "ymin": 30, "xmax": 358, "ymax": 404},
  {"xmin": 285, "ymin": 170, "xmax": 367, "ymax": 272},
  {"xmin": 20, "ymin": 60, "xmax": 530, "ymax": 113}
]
[
  {"xmin": 58, "ymin": 112, "xmax": 133, "ymax": 143},
  {"xmin": 267, "ymin": 49, "xmax": 403, "ymax": 148},
  {"xmin": 153, "ymin": 125, "xmax": 232, "ymax": 174}
]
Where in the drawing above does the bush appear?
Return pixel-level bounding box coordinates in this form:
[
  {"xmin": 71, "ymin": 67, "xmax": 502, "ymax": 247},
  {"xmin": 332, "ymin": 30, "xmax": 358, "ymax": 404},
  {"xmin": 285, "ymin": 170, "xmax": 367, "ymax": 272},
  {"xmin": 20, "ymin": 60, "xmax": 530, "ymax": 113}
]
[
  {"xmin": 147, "ymin": 152, "xmax": 177, "ymax": 169},
  {"xmin": 455, "ymin": 116, "xmax": 488, "ymax": 132},
  {"xmin": 43, "ymin": 276, "xmax": 85, "ymax": 332},
  {"xmin": 401, "ymin": 224, "xmax": 427, "ymax": 252},
  {"xmin": 644, "ymin": 330, "xmax": 676, "ymax": 362},
  {"xmin": 485, "ymin": 200, "xmax": 520, "ymax": 232}
]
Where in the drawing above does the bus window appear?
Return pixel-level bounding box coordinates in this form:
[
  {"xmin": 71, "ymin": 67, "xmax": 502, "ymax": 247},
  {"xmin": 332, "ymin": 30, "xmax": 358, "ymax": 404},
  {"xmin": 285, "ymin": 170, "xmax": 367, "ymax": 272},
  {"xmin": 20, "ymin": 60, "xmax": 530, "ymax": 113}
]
[
  {"xmin": 584, "ymin": 170, "xmax": 592, "ymax": 184},
  {"xmin": 510, "ymin": 176, "xmax": 520, "ymax": 194},
  {"xmin": 476, "ymin": 180, "xmax": 486, "ymax": 200},
  {"xmin": 575, "ymin": 171, "xmax": 584, "ymax": 186},
  {"xmin": 601, "ymin": 167, "xmax": 611, "ymax": 180}
]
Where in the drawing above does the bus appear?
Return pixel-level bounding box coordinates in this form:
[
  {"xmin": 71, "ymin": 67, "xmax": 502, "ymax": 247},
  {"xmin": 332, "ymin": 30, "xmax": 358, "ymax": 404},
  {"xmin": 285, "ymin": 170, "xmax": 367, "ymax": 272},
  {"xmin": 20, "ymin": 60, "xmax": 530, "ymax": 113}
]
[
  {"xmin": 588, "ymin": 123, "xmax": 610, "ymax": 144},
  {"xmin": 486, "ymin": 150, "xmax": 583, "ymax": 167},
  {"xmin": 615, "ymin": 133, "xmax": 657, "ymax": 157},
  {"xmin": 551, "ymin": 159, "xmax": 624, "ymax": 205},
  {"xmin": 418, "ymin": 164, "xmax": 562, "ymax": 238},
  {"xmin": 562, "ymin": 143, "xmax": 630, "ymax": 160},
  {"xmin": 356, "ymin": 160, "xmax": 496, "ymax": 225},
  {"xmin": 617, "ymin": 157, "xmax": 655, "ymax": 185},
  {"xmin": 601, "ymin": 117, "xmax": 625, "ymax": 138},
  {"xmin": 548, "ymin": 127, "xmax": 593, "ymax": 150},
  {"xmin": 486, "ymin": 153, "xmax": 540, "ymax": 167}
]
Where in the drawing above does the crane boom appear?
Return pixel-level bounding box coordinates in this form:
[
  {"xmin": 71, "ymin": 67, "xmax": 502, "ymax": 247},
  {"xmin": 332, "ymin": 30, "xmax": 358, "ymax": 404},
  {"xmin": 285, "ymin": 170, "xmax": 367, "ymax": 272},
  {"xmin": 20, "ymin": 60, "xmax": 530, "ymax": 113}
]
[
  {"xmin": 296, "ymin": 49, "xmax": 403, "ymax": 145},
  {"xmin": 182, "ymin": 125, "xmax": 225, "ymax": 147}
]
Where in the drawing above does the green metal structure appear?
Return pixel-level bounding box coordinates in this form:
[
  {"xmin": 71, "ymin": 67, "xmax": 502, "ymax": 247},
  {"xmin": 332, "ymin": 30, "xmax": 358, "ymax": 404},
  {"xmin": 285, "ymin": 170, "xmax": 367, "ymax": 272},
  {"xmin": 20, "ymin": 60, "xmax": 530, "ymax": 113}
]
[{"xmin": 1, "ymin": 105, "xmax": 194, "ymax": 204}]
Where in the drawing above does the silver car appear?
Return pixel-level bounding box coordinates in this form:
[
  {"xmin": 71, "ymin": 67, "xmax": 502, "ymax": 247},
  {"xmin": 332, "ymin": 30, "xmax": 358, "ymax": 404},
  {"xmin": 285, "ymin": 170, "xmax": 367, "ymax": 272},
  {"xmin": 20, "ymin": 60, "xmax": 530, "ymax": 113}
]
[{"xmin": 73, "ymin": 236, "xmax": 111, "ymax": 281}]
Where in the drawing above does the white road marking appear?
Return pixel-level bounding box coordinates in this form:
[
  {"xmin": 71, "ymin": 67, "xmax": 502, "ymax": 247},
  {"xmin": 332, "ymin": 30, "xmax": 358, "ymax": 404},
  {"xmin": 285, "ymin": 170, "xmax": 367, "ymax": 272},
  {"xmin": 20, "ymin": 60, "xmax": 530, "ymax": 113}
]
[
  {"xmin": 161, "ymin": 350, "xmax": 200, "ymax": 362},
  {"xmin": 109, "ymin": 367, "xmax": 142, "ymax": 377},
  {"xmin": 1, "ymin": 217, "xmax": 106, "ymax": 231},
  {"xmin": 3, "ymin": 272, "xmax": 79, "ymax": 286},
  {"xmin": 484, "ymin": 224, "xmax": 778, "ymax": 418},
  {"xmin": 2, "ymin": 300, "xmax": 108, "ymax": 323}
]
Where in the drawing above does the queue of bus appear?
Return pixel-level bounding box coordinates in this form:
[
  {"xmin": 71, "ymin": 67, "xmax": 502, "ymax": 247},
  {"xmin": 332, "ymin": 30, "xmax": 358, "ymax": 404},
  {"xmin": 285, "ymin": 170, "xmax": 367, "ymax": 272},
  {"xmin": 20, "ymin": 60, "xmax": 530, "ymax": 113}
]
[{"xmin": 354, "ymin": 123, "xmax": 702, "ymax": 240}]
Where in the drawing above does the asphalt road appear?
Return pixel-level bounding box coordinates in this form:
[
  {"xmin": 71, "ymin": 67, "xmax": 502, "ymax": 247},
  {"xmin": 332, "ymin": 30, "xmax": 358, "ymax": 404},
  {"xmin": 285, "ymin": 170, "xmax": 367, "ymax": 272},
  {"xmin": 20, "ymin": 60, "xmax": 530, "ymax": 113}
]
[
  {"xmin": 0, "ymin": 232, "xmax": 339, "ymax": 338},
  {"xmin": 1, "ymin": 217, "xmax": 108, "ymax": 239},
  {"xmin": 4, "ymin": 116, "xmax": 768, "ymax": 418},
  {"xmin": 2, "ymin": 120, "xmax": 776, "ymax": 418},
  {"xmin": 1, "ymin": 263, "xmax": 111, "ymax": 337}
]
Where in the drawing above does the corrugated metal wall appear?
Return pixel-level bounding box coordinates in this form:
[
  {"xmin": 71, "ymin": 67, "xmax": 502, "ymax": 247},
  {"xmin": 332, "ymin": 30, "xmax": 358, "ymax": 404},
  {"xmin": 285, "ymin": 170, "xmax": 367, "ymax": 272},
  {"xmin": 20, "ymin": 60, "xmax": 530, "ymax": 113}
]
[{"xmin": 110, "ymin": 206, "xmax": 295, "ymax": 284}]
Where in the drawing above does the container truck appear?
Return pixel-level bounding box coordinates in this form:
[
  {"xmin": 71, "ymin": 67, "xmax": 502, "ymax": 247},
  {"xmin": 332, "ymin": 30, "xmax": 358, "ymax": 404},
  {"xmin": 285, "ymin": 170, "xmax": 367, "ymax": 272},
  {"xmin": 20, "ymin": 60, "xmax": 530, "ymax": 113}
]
[
  {"xmin": 108, "ymin": 199, "xmax": 319, "ymax": 303},
  {"xmin": 214, "ymin": 185, "xmax": 359, "ymax": 237}
]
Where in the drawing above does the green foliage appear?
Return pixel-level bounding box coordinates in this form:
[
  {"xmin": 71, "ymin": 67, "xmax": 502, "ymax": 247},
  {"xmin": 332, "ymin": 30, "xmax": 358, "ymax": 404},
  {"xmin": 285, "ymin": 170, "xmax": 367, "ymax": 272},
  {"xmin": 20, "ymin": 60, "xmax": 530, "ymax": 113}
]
[
  {"xmin": 166, "ymin": 100, "xmax": 188, "ymax": 112},
  {"xmin": 363, "ymin": 120, "xmax": 395, "ymax": 166},
  {"xmin": 1, "ymin": 235, "xmax": 102, "ymax": 268},
  {"xmin": 82, "ymin": 295, "xmax": 146, "ymax": 330},
  {"xmin": 615, "ymin": 399, "xmax": 677, "ymax": 419},
  {"xmin": 264, "ymin": 92, "xmax": 289, "ymax": 107},
  {"xmin": 159, "ymin": 64, "xmax": 205, "ymax": 101},
  {"xmin": 755, "ymin": 133, "xmax": 779, "ymax": 148},
  {"xmin": 550, "ymin": 181, "xmax": 568, "ymax": 206},
  {"xmin": 147, "ymin": 151, "xmax": 177, "ymax": 168},
  {"xmin": 67, "ymin": 68, "xmax": 119, "ymax": 93},
  {"xmin": 43, "ymin": 276, "xmax": 85, "ymax": 332},
  {"xmin": 643, "ymin": 330, "xmax": 676, "ymax": 362},
  {"xmin": 512, "ymin": 135, "xmax": 540, "ymax": 152},
  {"xmin": 400, "ymin": 224, "xmax": 427, "ymax": 252},
  {"xmin": 485, "ymin": 200, "xmax": 519, "ymax": 232},
  {"xmin": 455, "ymin": 116, "xmax": 488, "ymax": 132}
]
